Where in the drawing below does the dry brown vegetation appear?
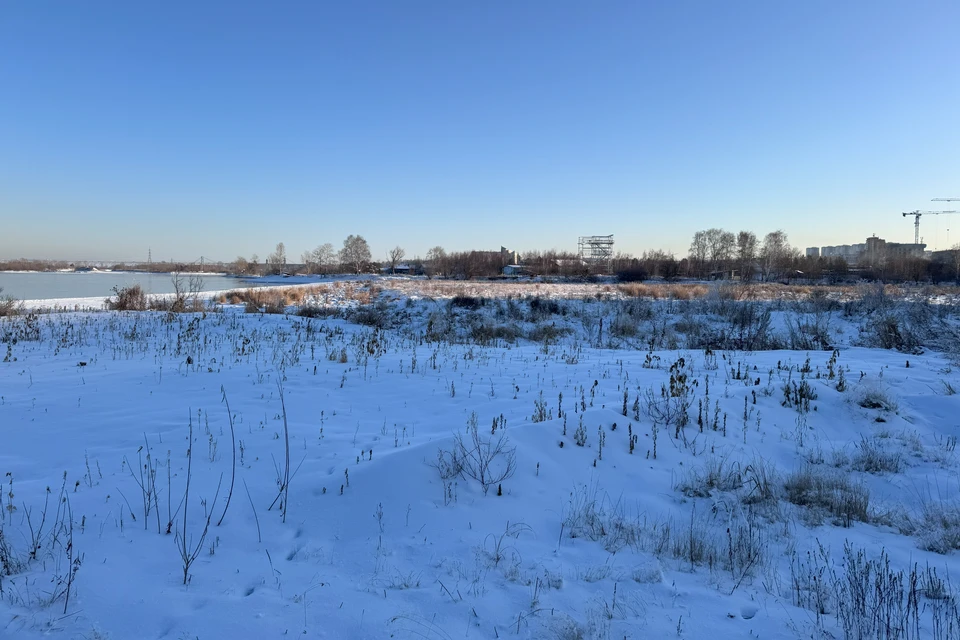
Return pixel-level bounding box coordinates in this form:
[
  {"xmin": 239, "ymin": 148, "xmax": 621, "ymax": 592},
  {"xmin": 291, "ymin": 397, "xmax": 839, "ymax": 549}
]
[
  {"xmin": 0, "ymin": 290, "xmax": 20, "ymax": 316},
  {"xmin": 619, "ymin": 282, "xmax": 960, "ymax": 303},
  {"xmin": 217, "ymin": 282, "xmax": 384, "ymax": 311},
  {"xmin": 388, "ymin": 279, "xmax": 960, "ymax": 303},
  {"xmin": 211, "ymin": 280, "xmax": 960, "ymax": 310}
]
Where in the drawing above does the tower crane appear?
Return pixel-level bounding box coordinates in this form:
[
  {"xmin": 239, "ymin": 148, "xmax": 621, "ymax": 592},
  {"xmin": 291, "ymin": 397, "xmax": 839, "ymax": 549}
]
[{"xmin": 902, "ymin": 210, "xmax": 958, "ymax": 245}]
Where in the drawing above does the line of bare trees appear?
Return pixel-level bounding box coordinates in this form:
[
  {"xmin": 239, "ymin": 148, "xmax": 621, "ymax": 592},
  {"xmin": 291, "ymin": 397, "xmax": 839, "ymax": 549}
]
[
  {"xmin": 682, "ymin": 228, "xmax": 960, "ymax": 283},
  {"xmin": 224, "ymin": 230, "xmax": 959, "ymax": 284},
  {"xmin": 686, "ymin": 228, "xmax": 801, "ymax": 280},
  {"xmin": 9, "ymin": 229, "xmax": 960, "ymax": 285},
  {"xmin": 233, "ymin": 236, "xmax": 376, "ymax": 276}
]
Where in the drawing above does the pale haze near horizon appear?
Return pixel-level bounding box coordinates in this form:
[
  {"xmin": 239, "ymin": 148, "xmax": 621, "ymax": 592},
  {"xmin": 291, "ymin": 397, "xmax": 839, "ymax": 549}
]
[{"xmin": 2, "ymin": 1, "xmax": 958, "ymax": 264}]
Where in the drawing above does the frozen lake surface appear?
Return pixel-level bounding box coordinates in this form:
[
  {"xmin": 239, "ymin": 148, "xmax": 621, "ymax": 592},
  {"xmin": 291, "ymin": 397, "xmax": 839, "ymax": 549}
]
[{"xmin": 0, "ymin": 270, "xmax": 248, "ymax": 301}]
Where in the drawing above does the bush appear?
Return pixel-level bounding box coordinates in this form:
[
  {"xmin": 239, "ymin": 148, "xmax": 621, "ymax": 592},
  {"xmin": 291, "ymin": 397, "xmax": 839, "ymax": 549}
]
[
  {"xmin": 914, "ymin": 502, "xmax": 960, "ymax": 554},
  {"xmin": 724, "ymin": 302, "xmax": 779, "ymax": 351},
  {"xmin": 862, "ymin": 313, "xmax": 924, "ymax": 353},
  {"xmin": 853, "ymin": 381, "xmax": 899, "ymax": 412},
  {"xmin": 851, "ymin": 436, "xmax": 903, "ymax": 474},
  {"xmin": 807, "ymin": 287, "xmax": 841, "ymax": 313},
  {"xmin": 854, "ymin": 301, "xmax": 943, "ymax": 354},
  {"xmin": 296, "ymin": 304, "xmax": 339, "ymax": 319},
  {"xmin": 784, "ymin": 465, "xmax": 870, "ymax": 527},
  {"xmin": 262, "ymin": 296, "xmax": 287, "ymax": 315},
  {"xmin": 0, "ymin": 524, "xmax": 24, "ymax": 576},
  {"xmin": 676, "ymin": 457, "xmax": 781, "ymax": 512},
  {"xmin": 527, "ymin": 296, "xmax": 563, "ymax": 321},
  {"xmin": 649, "ymin": 504, "xmax": 768, "ymax": 580},
  {"xmin": 437, "ymin": 412, "xmax": 515, "ymax": 496},
  {"xmin": 348, "ymin": 302, "xmax": 393, "ymax": 327},
  {"xmin": 675, "ymin": 456, "xmax": 744, "ymax": 498},
  {"xmin": 0, "ymin": 288, "xmax": 20, "ymax": 317},
  {"xmin": 844, "ymin": 281, "xmax": 890, "ymax": 316},
  {"xmin": 526, "ymin": 323, "xmax": 568, "ymax": 343},
  {"xmin": 785, "ymin": 311, "xmax": 832, "ymax": 351},
  {"xmin": 450, "ymin": 295, "xmax": 483, "ymax": 309},
  {"xmin": 563, "ymin": 484, "xmax": 642, "ymax": 553},
  {"xmin": 616, "ymin": 268, "xmax": 648, "ymax": 282},
  {"xmin": 106, "ymin": 285, "xmax": 148, "ymax": 311},
  {"xmin": 790, "ymin": 541, "xmax": 960, "ymax": 636},
  {"xmin": 609, "ymin": 314, "xmax": 640, "ymax": 338},
  {"xmin": 470, "ymin": 322, "xmax": 520, "ymax": 345}
]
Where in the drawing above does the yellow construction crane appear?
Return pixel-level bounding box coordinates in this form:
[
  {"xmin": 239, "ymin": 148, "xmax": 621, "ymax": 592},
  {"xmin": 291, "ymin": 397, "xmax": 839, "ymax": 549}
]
[{"xmin": 902, "ymin": 210, "xmax": 958, "ymax": 244}]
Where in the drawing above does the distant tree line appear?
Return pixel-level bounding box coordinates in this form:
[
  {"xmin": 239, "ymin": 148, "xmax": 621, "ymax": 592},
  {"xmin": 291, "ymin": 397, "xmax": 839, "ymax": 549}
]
[
  {"xmin": 677, "ymin": 227, "xmax": 960, "ymax": 284},
  {"xmin": 5, "ymin": 230, "xmax": 960, "ymax": 284}
]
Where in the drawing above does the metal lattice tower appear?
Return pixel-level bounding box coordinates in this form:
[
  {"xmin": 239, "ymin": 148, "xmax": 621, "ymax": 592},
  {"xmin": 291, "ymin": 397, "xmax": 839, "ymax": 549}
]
[{"xmin": 577, "ymin": 235, "xmax": 615, "ymax": 271}]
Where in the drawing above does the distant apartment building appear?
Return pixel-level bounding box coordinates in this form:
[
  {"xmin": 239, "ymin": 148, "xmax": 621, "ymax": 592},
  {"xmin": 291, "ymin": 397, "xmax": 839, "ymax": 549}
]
[
  {"xmin": 863, "ymin": 237, "xmax": 926, "ymax": 264},
  {"xmin": 819, "ymin": 243, "xmax": 866, "ymax": 265},
  {"xmin": 805, "ymin": 237, "xmax": 925, "ymax": 266}
]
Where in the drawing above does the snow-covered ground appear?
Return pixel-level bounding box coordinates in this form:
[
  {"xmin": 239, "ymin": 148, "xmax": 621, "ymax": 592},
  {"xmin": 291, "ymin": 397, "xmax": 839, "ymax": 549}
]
[{"xmin": 2, "ymin": 289, "xmax": 960, "ymax": 639}]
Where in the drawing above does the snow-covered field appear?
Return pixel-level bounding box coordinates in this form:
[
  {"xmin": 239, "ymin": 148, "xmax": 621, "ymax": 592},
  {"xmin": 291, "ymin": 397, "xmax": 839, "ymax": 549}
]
[{"xmin": 3, "ymin": 287, "xmax": 960, "ymax": 639}]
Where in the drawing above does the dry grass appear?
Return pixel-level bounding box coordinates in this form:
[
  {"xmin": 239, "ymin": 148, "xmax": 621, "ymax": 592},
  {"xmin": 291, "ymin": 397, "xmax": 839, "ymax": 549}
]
[
  {"xmin": 216, "ymin": 282, "xmax": 388, "ymax": 313},
  {"xmin": 618, "ymin": 283, "xmax": 709, "ymax": 300},
  {"xmin": 216, "ymin": 287, "xmax": 316, "ymax": 306},
  {"xmin": 211, "ymin": 279, "xmax": 960, "ymax": 310}
]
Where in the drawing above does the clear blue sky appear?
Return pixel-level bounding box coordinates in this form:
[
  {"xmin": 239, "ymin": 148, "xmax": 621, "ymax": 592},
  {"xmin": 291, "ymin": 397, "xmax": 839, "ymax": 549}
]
[{"xmin": 2, "ymin": 1, "xmax": 959, "ymax": 263}]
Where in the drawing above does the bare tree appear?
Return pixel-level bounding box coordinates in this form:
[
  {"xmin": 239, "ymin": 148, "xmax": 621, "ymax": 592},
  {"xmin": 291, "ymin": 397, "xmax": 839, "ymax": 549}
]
[
  {"xmin": 302, "ymin": 243, "xmax": 336, "ymax": 275},
  {"xmin": 190, "ymin": 273, "xmax": 205, "ymax": 309},
  {"xmin": 952, "ymin": 243, "xmax": 960, "ymax": 282},
  {"xmin": 761, "ymin": 230, "xmax": 797, "ymax": 281},
  {"xmin": 266, "ymin": 243, "xmax": 287, "ymax": 275},
  {"xmin": 300, "ymin": 250, "xmax": 315, "ymax": 273},
  {"xmin": 387, "ymin": 246, "xmax": 406, "ymax": 274},
  {"xmin": 426, "ymin": 246, "xmax": 447, "ymax": 277},
  {"xmin": 639, "ymin": 249, "xmax": 678, "ymax": 280},
  {"xmin": 314, "ymin": 243, "xmax": 335, "ymax": 274},
  {"xmin": 706, "ymin": 229, "xmax": 736, "ymax": 274},
  {"xmin": 688, "ymin": 230, "xmax": 709, "ymax": 278},
  {"xmin": 232, "ymin": 256, "xmax": 250, "ymax": 275},
  {"xmin": 339, "ymin": 235, "xmax": 371, "ymax": 274},
  {"xmin": 171, "ymin": 272, "xmax": 187, "ymax": 312},
  {"xmin": 736, "ymin": 231, "xmax": 758, "ymax": 281}
]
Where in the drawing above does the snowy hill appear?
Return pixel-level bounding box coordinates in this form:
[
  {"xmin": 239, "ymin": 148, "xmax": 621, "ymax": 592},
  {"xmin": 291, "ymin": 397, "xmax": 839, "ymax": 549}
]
[{"xmin": 2, "ymin": 286, "xmax": 960, "ymax": 639}]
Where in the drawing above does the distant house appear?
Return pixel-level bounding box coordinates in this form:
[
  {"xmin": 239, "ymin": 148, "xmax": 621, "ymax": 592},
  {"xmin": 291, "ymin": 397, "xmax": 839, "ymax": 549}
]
[
  {"xmin": 381, "ymin": 264, "xmax": 413, "ymax": 275},
  {"xmin": 709, "ymin": 269, "xmax": 740, "ymax": 281},
  {"xmin": 503, "ymin": 264, "xmax": 526, "ymax": 276}
]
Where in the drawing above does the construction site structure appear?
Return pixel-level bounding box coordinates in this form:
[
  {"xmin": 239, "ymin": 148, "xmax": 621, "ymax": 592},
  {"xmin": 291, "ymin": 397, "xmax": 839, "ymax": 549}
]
[
  {"xmin": 902, "ymin": 210, "xmax": 958, "ymax": 244},
  {"xmin": 577, "ymin": 235, "xmax": 614, "ymax": 272}
]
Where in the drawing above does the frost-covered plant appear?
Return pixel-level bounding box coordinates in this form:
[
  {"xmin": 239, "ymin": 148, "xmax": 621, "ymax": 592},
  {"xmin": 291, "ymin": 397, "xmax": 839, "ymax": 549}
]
[
  {"xmin": 532, "ymin": 391, "xmax": 548, "ymax": 423},
  {"xmin": 574, "ymin": 417, "xmax": 587, "ymax": 447},
  {"xmin": 851, "ymin": 436, "xmax": 904, "ymax": 474},
  {"xmin": 0, "ymin": 288, "xmax": 20, "ymax": 317},
  {"xmin": 442, "ymin": 412, "xmax": 516, "ymax": 496},
  {"xmin": 644, "ymin": 356, "xmax": 697, "ymax": 440},
  {"xmin": 853, "ymin": 380, "xmax": 898, "ymax": 412},
  {"xmin": 784, "ymin": 465, "xmax": 869, "ymax": 527},
  {"xmin": 482, "ymin": 521, "xmax": 531, "ymax": 568}
]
